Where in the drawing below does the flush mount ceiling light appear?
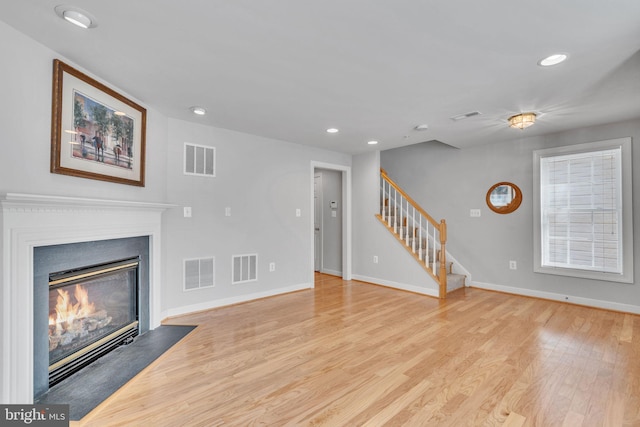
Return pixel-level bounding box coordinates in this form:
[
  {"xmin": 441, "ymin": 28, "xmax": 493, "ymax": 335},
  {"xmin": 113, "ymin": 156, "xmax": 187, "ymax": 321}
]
[
  {"xmin": 326, "ymin": 128, "xmax": 339, "ymax": 134},
  {"xmin": 414, "ymin": 124, "xmax": 429, "ymax": 131},
  {"xmin": 538, "ymin": 53, "xmax": 568, "ymax": 67},
  {"xmin": 367, "ymin": 140, "xmax": 379, "ymax": 145},
  {"xmin": 54, "ymin": 5, "xmax": 97, "ymax": 29},
  {"xmin": 189, "ymin": 106, "xmax": 207, "ymax": 116},
  {"xmin": 508, "ymin": 112, "xmax": 537, "ymax": 129}
]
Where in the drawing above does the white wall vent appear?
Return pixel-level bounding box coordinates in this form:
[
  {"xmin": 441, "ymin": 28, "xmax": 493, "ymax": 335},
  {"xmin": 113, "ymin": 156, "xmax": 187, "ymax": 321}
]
[
  {"xmin": 232, "ymin": 254, "xmax": 258, "ymax": 284},
  {"xmin": 184, "ymin": 257, "xmax": 215, "ymax": 291},
  {"xmin": 184, "ymin": 142, "xmax": 215, "ymax": 177}
]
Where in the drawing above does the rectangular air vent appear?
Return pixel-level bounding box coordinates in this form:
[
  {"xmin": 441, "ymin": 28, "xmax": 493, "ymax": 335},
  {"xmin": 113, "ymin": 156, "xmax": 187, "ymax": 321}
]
[
  {"xmin": 184, "ymin": 257, "xmax": 215, "ymax": 291},
  {"xmin": 232, "ymin": 254, "xmax": 257, "ymax": 284},
  {"xmin": 184, "ymin": 143, "xmax": 215, "ymax": 177},
  {"xmin": 450, "ymin": 111, "xmax": 482, "ymax": 121}
]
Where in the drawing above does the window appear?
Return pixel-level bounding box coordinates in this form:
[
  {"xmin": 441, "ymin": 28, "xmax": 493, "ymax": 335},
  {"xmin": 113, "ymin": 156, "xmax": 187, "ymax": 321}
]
[{"xmin": 533, "ymin": 138, "xmax": 633, "ymax": 283}]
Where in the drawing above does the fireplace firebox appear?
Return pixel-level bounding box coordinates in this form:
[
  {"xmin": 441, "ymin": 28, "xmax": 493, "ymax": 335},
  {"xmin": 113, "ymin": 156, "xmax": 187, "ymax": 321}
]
[{"xmin": 48, "ymin": 257, "xmax": 140, "ymax": 386}]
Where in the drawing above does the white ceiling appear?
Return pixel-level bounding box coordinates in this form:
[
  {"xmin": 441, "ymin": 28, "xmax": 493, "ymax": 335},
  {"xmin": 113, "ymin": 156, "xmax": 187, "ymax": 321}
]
[{"xmin": 2, "ymin": 1, "xmax": 640, "ymax": 154}]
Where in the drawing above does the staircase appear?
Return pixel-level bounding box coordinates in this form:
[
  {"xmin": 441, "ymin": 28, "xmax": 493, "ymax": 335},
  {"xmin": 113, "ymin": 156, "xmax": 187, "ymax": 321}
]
[{"xmin": 376, "ymin": 169, "xmax": 465, "ymax": 298}]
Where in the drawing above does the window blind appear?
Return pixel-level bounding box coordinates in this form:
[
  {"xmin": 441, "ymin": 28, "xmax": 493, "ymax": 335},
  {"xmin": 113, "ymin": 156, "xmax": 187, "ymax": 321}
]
[{"xmin": 540, "ymin": 147, "xmax": 622, "ymax": 274}]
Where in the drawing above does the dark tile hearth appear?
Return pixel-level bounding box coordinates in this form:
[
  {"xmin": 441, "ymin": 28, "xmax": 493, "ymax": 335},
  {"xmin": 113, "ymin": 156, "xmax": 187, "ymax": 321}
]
[{"xmin": 36, "ymin": 325, "xmax": 196, "ymax": 421}]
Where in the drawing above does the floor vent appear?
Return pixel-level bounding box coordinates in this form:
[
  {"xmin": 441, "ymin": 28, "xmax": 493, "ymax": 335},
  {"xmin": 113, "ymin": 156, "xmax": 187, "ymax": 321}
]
[
  {"xmin": 184, "ymin": 143, "xmax": 215, "ymax": 177},
  {"xmin": 184, "ymin": 257, "xmax": 215, "ymax": 291},
  {"xmin": 232, "ymin": 254, "xmax": 258, "ymax": 284}
]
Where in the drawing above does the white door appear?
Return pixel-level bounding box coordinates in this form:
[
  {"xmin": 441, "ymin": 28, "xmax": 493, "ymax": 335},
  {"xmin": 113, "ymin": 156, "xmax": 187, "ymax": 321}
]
[{"xmin": 314, "ymin": 172, "xmax": 322, "ymax": 271}]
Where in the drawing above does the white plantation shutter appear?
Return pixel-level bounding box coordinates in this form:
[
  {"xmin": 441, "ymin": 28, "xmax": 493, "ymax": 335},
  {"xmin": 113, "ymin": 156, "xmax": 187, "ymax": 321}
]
[
  {"xmin": 534, "ymin": 137, "xmax": 633, "ymax": 283},
  {"xmin": 540, "ymin": 148, "xmax": 621, "ymax": 273}
]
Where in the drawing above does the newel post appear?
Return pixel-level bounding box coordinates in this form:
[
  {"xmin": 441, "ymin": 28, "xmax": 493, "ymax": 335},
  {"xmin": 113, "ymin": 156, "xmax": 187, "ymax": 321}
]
[{"xmin": 438, "ymin": 219, "xmax": 447, "ymax": 299}]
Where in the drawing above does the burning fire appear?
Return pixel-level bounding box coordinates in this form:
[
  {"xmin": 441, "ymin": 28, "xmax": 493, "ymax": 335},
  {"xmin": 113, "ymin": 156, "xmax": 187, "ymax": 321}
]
[
  {"xmin": 49, "ymin": 284, "xmax": 96, "ymax": 332},
  {"xmin": 49, "ymin": 284, "xmax": 111, "ymax": 352}
]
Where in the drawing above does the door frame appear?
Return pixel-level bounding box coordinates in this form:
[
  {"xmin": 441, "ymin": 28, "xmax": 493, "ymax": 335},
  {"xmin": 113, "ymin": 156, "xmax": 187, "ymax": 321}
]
[
  {"xmin": 310, "ymin": 161, "xmax": 352, "ymax": 284},
  {"xmin": 314, "ymin": 171, "xmax": 323, "ymax": 272}
]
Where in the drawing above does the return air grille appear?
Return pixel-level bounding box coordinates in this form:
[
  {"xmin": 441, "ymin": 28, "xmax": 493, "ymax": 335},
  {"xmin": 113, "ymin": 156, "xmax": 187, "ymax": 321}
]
[
  {"xmin": 232, "ymin": 254, "xmax": 258, "ymax": 284},
  {"xmin": 184, "ymin": 257, "xmax": 215, "ymax": 291},
  {"xmin": 184, "ymin": 143, "xmax": 215, "ymax": 177}
]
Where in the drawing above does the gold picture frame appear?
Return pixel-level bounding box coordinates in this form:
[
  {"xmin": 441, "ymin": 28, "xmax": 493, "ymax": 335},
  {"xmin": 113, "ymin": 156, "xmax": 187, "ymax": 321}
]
[{"xmin": 51, "ymin": 59, "xmax": 146, "ymax": 186}]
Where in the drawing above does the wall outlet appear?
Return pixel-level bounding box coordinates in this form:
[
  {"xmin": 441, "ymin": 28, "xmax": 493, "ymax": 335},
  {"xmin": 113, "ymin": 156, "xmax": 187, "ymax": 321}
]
[
  {"xmin": 470, "ymin": 209, "xmax": 481, "ymax": 217},
  {"xmin": 269, "ymin": 262, "xmax": 276, "ymax": 272},
  {"xmin": 225, "ymin": 207, "xmax": 231, "ymax": 217},
  {"xmin": 295, "ymin": 208, "xmax": 301, "ymax": 217},
  {"xmin": 373, "ymin": 255, "xmax": 379, "ymax": 264},
  {"xmin": 183, "ymin": 206, "xmax": 192, "ymax": 218},
  {"xmin": 509, "ymin": 260, "xmax": 517, "ymax": 270}
]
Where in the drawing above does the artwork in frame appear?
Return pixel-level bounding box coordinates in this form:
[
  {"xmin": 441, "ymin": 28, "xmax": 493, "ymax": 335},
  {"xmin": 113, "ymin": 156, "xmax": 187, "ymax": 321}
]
[{"xmin": 51, "ymin": 59, "xmax": 146, "ymax": 186}]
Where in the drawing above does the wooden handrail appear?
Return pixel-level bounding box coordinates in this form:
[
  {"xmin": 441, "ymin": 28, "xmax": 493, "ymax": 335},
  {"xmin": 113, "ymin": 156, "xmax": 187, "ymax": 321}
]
[
  {"xmin": 380, "ymin": 169, "xmax": 443, "ymax": 234},
  {"xmin": 380, "ymin": 168, "xmax": 448, "ymax": 298}
]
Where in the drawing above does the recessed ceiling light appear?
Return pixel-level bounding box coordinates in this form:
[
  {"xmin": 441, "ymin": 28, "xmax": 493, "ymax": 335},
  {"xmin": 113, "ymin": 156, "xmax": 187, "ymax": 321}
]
[
  {"xmin": 367, "ymin": 140, "xmax": 378, "ymax": 145},
  {"xmin": 326, "ymin": 128, "xmax": 339, "ymax": 133},
  {"xmin": 538, "ymin": 53, "xmax": 568, "ymax": 67},
  {"xmin": 54, "ymin": 5, "xmax": 97, "ymax": 29},
  {"xmin": 190, "ymin": 106, "xmax": 207, "ymax": 116}
]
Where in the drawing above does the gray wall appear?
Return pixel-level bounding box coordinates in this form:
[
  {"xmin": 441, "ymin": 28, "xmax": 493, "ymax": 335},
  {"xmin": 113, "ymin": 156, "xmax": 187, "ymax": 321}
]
[
  {"xmin": 352, "ymin": 151, "xmax": 439, "ymax": 295},
  {"xmin": 380, "ymin": 119, "xmax": 640, "ymax": 309},
  {"xmin": 0, "ymin": 21, "xmax": 168, "ymax": 202},
  {"xmin": 0, "ymin": 20, "xmax": 351, "ymax": 320},
  {"xmin": 162, "ymin": 120, "xmax": 350, "ymax": 313}
]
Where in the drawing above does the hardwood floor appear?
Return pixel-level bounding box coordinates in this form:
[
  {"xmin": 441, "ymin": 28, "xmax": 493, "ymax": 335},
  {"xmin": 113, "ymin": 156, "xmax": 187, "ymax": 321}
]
[{"xmin": 76, "ymin": 274, "xmax": 640, "ymax": 426}]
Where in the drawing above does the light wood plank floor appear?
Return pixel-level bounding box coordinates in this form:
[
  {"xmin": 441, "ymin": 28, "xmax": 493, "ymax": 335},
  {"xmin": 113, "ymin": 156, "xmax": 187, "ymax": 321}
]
[{"xmin": 77, "ymin": 274, "xmax": 640, "ymax": 426}]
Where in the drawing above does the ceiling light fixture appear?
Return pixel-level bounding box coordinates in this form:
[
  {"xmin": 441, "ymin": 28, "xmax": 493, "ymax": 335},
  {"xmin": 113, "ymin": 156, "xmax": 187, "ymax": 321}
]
[
  {"xmin": 54, "ymin": 5, "xmax": 97, "ymax": 29},
  {"xmin": 367, "ymin": 140, "xmax": 378, "ymax": 145},
  {"xmin": 508, "ymin": 112, "xmax": 537, "ymax": 129},
  {"xmin": 538, "ymin": 53, "xmax": 568, "ymax": 67},
  {"xmin": 326, "ymin": 128, "xmax": 339, "ymax": 134},
  {"xmin": 414, "ymin": 124, "xmax": 429, "ymax": 131},
  {"xmin": 190, "ymin": 106, "xmax": 207, "ymax": 116}
]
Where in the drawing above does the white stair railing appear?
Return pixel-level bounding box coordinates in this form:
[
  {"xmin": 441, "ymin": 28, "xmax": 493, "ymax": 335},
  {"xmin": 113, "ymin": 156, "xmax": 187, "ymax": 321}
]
[{"xmin": 378, "ymin": 169, "xmax": 448, "ymax": 298}]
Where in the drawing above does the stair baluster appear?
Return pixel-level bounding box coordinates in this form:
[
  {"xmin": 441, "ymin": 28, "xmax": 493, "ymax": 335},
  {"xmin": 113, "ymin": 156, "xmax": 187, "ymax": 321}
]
[{"xmin": 377, "ymin": 169, "xmax": 450, "ymax": 298}]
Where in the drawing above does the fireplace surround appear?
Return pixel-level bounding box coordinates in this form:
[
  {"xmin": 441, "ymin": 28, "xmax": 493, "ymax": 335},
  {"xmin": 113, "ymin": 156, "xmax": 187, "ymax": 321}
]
[
  {"xmin": 0, "ymin": 193, "xmax": 173, "ymax": 404},
  {"xmin": 34, "ymin": 242, "xmax": 148, "ymax": 397}
]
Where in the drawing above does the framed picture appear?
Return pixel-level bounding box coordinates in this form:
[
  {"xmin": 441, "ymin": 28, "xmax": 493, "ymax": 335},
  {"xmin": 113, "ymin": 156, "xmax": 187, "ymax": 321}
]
[{"xmin": 51, "ymin": 59, "xmax": 146, "ymax": 186}]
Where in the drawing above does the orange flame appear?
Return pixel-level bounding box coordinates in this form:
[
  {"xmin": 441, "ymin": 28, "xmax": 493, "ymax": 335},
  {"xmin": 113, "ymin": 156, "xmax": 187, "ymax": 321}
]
[{"xmin": 49, "ymin": 284, "xmax": 96, "ymax": 332}]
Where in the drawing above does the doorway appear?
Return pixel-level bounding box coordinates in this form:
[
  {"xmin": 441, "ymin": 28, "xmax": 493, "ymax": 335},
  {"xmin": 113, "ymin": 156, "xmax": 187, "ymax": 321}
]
[{"xmin": 310, "ymin": 162, "xmax": 351, "ymax": 283}]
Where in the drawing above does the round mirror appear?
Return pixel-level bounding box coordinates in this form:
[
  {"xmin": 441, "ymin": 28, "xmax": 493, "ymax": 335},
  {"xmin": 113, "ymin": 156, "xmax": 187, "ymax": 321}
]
[{"xmin": 486, "ymin": 182, "xmax": 522, "ymax": 214}]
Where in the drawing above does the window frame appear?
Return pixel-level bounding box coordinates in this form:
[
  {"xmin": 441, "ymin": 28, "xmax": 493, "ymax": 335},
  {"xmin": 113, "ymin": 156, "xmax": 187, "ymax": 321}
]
[{"xmin": 533, "ymin": 137, "xmax": 633, "ymax": 283}]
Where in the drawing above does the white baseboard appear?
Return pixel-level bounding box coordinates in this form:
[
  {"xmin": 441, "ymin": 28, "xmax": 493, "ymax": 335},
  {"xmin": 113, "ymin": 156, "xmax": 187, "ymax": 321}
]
[
  {"xmin": 471, "ymin": 281, "xmax": 640, "ymax": 315},
  {"xmin": 163, "ymin": 282, "xmax": 313, "ymax": 319},
  {"xmin": 351, "ymin": 274, "xmax": 439, "ymax": 297}
]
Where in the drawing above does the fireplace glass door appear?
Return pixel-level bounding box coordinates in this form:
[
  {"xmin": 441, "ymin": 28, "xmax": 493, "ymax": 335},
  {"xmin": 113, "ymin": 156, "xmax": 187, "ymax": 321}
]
[{"xmin": 48, "ymin": 257, "xmax": 139, "ymax": 385}]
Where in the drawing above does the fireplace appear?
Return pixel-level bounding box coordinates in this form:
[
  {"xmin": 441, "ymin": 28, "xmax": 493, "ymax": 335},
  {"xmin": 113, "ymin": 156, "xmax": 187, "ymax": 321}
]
[
  {"xmin": 48, "ymin": 257, "xmax": 140, "ymax": 386},
  {"xmin": 33, "ymin": 236, "xmax": 151, "ymax": 399},
  {"xmin": 0, "ymin": 193, "xmax": 170, "ymax": 404}
]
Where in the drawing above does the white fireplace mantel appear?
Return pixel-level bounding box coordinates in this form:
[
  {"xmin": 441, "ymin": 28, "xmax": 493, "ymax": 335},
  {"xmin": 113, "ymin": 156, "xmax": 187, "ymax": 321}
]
[{"xmin": 1, "ymin": 193, "xmax": 175, "ymax": 403}]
